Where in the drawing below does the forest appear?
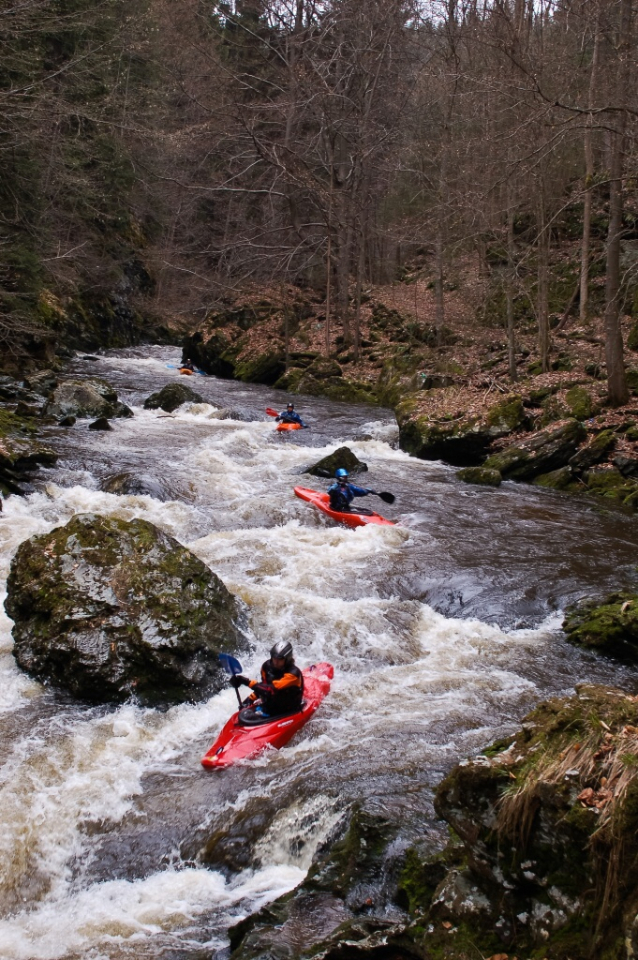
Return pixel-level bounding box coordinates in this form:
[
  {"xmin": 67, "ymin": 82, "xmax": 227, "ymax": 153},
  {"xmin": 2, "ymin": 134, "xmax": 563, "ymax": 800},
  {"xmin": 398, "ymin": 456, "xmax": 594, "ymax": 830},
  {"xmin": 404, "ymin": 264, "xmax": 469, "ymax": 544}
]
[{"xmin": 1, "ymin": 0, "xmax": 637, "ymax": 405}]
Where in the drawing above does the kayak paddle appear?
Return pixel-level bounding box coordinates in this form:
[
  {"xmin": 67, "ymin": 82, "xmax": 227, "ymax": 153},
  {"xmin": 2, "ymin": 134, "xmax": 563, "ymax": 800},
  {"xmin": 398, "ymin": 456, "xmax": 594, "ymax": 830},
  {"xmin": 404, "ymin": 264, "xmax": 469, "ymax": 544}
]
[
  {"xmin": 219, "ymin": 652, "xmax": 244, "ymax": 706},
  {"xmin": 372, "ymin": 491, "xmax": 395, "ymax": 504},
  {"xmin": 265, "ymin": 407, "xmax": 278, "ymax": 417}
]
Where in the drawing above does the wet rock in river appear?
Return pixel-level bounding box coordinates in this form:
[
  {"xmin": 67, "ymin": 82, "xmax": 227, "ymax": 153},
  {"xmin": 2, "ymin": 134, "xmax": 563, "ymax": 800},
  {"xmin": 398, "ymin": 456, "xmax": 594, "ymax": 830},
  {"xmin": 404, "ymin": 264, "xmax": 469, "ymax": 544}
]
[
  {"xmin": 88, "ymin": 417, "xmax": 112, "ymax": 431},
  {"xmin": 101, "ymin": 472, "xmax": 172, "ymax": 500},
  {"xmin": 563, "ymin": 591, "xmax": 638, "ymax": 658},
  {"xmin": 307, "ymin": 446, "xmax": 368, "ymax": 478},
  {"xmin": 456, "ymin": 466, "xmax": 502, "ymax": 487},
  {"xmin": 229, "ymin": 806, "xmax": 401, "ymax": 960},
  {"xmin": 5, "ymin": 514, "xmax": 248, "ymax": 706},
  {"xmin": 44, "ymin": 379, "xmax": 133, "ymax": 420},
  {"xmin": 23, "ymin": 369, "xmax": 58, "ymax": 398},
  {"xmin": 0, "ymin": 409, "xmax": 57, "ymax": 496},
  {"xmin": 143, "ymin": 382, "xmax": 203, "ymax": 413}
]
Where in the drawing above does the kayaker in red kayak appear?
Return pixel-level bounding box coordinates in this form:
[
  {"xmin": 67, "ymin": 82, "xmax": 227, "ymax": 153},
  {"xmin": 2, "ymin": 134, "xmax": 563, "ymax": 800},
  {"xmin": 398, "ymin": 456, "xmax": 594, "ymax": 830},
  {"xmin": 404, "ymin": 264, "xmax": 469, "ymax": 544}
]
[
  {"xmin": 275, "ymin": 403, "xmax": 308, "ymax": 428},
  {"xmin": 230, "ymin": 640, "xmax": 304, "ymax": 722},
  {"xmin": 327, "ymin": 468, "xmax": 376, "ymax": 514}
]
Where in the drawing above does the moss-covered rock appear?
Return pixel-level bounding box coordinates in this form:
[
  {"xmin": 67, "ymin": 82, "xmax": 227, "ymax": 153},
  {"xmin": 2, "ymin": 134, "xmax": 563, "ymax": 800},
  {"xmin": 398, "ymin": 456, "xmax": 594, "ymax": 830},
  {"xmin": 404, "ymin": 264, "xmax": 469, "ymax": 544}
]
[
  {"xmin": 569, "ymin": 429, "xmax": 616, "ymax": 471},
  {"xmin": 425, "ymin": 685, "xmax": 638, "ymax": 958},
  {"xmin": 484, "ymin": 419, "xmax": 586, "ymax": 480},
  {"xmin": 563, "ymin": 592, "xmax": 638, "ymax": 657},
  {"xmin": 628, "ymin": 322, "xmax": 638, "ymax": 352},
  {"xmin": 143, "ymin": 382, "xmax": 203, "ymax": 413},
  {"xmin": 456, "ymin": 467, "xmax": 502, "ymax": 487},
  {"xmin": 566, "ymin": 385, "xmax": 594, "ymax": 420},
  {"xmin": 5, "ymin": 514, "xmax": 248, "ymax": 706},
  {"xmin": 307, "ymin": 447, "xmax": 368, "ymax": 479},
  {"xmin": 44, "ymin": 379, "xmax": 133, "ymax": 419},
  {"xmin": 533, "ymin": 465, "xmax": 575, "ymax": 489},
  {"xmin": 234, "ymin": 352, "xmax": 286, "ymax": 386},
  {"xmin": 485, "ymin": 394, "xmax": 525, "ymax": 434},
  {"xmin": 399, "ymin": 415, "xmax": 492, "ymax": 468}
]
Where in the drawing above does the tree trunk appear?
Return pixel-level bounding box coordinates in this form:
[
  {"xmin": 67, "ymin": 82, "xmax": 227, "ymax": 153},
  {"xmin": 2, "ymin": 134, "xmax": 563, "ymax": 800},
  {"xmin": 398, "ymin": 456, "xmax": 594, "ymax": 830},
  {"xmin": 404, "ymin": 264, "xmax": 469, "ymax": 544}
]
[
  {"xmin": 537, "ymin": 189, "xmax": 550, "ymax": 373},
  {"xmin": 580, "ymin": 9, "xmax": 600, "ymax": 322},
  {"xmin": 604, "ymin": 0, "xmax": 632, "ymax": 406},
  {"xmin": 506, "ymin": 198, "xmax": 518, "ymax": 381}
]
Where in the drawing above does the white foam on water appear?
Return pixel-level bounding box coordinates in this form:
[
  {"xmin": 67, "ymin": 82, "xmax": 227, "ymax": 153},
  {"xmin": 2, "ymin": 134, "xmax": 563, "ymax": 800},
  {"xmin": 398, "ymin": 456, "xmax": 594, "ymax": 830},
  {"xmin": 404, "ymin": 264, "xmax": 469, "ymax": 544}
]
[{"xmin": 0, "ymin": 862, "xmax": 305, "ymax": 960}]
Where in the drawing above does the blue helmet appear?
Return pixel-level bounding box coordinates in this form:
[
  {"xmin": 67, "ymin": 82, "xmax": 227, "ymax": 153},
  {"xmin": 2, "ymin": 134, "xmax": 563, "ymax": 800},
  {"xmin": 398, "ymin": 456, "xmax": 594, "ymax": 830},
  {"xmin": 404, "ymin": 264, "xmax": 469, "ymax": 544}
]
[{"xmin": 335, "ymin": 468, "xmax": 349, "ymax": 480}]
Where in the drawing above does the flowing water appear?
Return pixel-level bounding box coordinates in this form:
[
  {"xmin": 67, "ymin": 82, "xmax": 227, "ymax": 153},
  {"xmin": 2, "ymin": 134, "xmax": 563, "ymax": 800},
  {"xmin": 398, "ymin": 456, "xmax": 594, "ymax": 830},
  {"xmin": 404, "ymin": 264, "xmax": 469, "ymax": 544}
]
[{"xmin": 1, "ymin": 346, "xmax": 638, "ymax": 959}]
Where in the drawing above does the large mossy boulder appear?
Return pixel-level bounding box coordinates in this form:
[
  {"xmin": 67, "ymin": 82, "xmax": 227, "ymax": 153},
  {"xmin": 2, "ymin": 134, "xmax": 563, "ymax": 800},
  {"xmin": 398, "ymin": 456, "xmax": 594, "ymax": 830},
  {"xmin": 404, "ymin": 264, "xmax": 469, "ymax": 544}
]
[
  {"xmin": 44, "ymin": 379, "xmax": 133, "ymax": 420},
  {"xmin": 234, "ymin": 351, "xmax": 286, "ymax": 386},
  {"xmin": 399, "ymin": 396, "xmax": 526, "ymax": 468},
  {"xmin": 5, "ymin": 514, "xmax": 248, "ymax": 706},
  {"xmin": 484, "ymin": 418, "xmax": 586, "ymax": 480},
  {"xmin": 307, "ymin": 446, "xmax": 368, "ymax": 478},
  {"xmin": 143, "ymin": 382, "xmax": 203, "ymax": 413},
  {"xmin": 409, "ymin": 685, "xmax": 638, "ymax": 959},
  {"xmin": 399, "ymin": 415, "xmax": 489, "ymax": 467},
  {"xmin": 563, "ymin": 592, "xmax": 638, "ymax": 657}
]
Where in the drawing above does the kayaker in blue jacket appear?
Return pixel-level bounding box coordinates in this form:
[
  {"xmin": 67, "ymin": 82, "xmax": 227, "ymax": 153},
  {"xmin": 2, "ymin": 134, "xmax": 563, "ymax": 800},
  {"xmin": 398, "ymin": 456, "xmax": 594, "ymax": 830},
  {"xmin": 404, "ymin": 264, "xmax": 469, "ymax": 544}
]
[
  {"xmin": 327, "ymin": 468, "xmax": 375, "ymax": 513},
  {"xmin": 231, "ymin": 640, "xmax": 304, "ymax": 718},
  {"xmin": 276, "ymin": 402, "xmax": 308, "ymax": 428}
]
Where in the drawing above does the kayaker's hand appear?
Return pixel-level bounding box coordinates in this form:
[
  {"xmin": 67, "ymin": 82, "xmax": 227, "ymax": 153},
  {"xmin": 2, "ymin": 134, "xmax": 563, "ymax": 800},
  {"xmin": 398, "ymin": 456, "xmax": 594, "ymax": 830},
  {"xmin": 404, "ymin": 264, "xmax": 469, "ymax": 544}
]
[
  {"xmin": 230, "ymin": 674, "xmax": 249, "ymax": 689},
  {"xmin": 275, "ymin": 416, "xmax": 281, "ymax": 422}
]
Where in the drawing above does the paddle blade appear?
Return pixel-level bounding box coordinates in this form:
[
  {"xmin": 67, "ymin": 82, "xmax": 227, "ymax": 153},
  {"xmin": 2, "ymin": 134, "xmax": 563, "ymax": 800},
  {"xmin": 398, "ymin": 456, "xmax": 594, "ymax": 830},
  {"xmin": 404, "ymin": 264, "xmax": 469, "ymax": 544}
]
[
  {"xmin": 377, "ymin": 491, "xmax": 395, "ymax": 504},
  {"xmin": 219, "ymin": 652, "xmax": 243, "ymax": 675},
  {"xmin": 265, "ymin": 407, "xmax": 278, "ymax": 417}
]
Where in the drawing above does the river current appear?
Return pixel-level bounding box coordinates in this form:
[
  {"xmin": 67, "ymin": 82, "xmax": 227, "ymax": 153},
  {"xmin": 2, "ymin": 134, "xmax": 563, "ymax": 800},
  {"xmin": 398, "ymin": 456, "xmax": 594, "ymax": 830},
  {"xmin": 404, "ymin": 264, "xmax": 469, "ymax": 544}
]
[{"xmin": 1, "ymin": 346, "xmax": 638, "ymax": 959}]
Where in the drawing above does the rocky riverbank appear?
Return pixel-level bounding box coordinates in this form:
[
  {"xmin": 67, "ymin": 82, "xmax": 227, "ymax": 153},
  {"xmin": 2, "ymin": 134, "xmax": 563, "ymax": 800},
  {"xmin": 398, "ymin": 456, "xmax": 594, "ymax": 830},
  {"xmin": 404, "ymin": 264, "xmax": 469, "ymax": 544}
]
[{"xmin": 228, "ymin": 684, "xmax": 638, "ymax": 960}]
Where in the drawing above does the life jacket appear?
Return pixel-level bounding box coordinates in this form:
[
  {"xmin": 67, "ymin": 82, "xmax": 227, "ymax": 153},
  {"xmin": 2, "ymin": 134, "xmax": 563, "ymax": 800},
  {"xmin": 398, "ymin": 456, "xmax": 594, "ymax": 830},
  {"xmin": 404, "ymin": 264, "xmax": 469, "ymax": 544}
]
[{"xmin": 250, "ymin": 658, "xmax": 304, "ymax": 714}]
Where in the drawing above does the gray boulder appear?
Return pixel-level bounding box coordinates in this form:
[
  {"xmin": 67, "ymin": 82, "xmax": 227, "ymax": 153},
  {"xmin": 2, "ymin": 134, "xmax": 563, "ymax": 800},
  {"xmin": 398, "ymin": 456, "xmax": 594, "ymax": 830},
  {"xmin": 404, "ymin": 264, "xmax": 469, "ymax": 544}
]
[
  {"xmin": 45, "ymin": 379, "xmax": 133, "ymax": 420},
  {"xmin": 307, "ymin": 446, "xmax": 368, "ymax": 478},
  {"xmin": 143, "ymin": 383, "xmax": 203, "ymax": 413},
  {"xmin": 5, "ymin": 514, "xmax": 248, "ymax": 706}
]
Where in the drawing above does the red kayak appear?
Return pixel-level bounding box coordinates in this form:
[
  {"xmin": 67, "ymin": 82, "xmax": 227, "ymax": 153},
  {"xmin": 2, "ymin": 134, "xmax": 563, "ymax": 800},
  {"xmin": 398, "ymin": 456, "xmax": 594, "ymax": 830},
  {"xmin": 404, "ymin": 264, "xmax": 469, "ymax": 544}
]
[
  {"xmin": 294, "ymin": 486, "xmax": 394, "ymax": 528},
  {"xmin": 201, "ymin": 662, "xmax": 334, "ymax": 769},
  {"xmin": 276, "ymin": 421, "xmax": 302, "ymax": 432}
]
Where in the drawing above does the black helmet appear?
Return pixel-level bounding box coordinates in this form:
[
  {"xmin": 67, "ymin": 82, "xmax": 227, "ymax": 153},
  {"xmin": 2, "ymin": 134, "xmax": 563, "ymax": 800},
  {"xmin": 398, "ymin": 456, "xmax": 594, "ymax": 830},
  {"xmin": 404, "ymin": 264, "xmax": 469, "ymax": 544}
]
[
  {"xmin": 270, "ymin": 639, "xmax": 293, "ymax": 661},
  {"xmin": 287, "ymin": 403, "xmax": 294, "ymax": 410}
]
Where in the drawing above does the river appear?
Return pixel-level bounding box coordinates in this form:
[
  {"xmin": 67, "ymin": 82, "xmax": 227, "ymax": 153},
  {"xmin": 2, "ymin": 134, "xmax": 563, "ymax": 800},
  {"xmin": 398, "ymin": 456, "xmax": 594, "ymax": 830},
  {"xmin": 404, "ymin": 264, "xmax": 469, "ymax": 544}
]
[{"xmin": 1, "ymin": 346, "xmax": 637, "ymax": 959}]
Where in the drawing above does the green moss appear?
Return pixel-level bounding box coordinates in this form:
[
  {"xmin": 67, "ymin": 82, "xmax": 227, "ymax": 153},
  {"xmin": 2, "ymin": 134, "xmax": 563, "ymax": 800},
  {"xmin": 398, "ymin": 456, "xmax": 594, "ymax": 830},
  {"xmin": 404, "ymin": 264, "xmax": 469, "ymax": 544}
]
[
  {"xmin": 563, "ymin": 593, "xmax": 638, "ymax": 655},
  {"xmin": 456, "ymin": 467, "xmax": 502, "ymax": 487},
  {"xmin": 234, "ymin": 351, "xmax": 286, "ymax": 386},
  {"xmin": 533, "ymin": 466, "xmax": 574, "ymax": 489},
  {"xmin": 566, "ymin": 385, "xmax": 594, "ymax": 420},
  {"xmin": 486, "ymin": 394, "xmax": 525, "ymax": 432}
]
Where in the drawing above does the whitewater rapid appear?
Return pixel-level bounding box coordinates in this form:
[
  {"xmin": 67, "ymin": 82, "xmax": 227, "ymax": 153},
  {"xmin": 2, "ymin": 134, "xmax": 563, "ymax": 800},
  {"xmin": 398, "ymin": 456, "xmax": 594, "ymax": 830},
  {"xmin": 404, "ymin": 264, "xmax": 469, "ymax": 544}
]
[{"xmin": 0, "ymin": 346, "xmax": 636, "ymax": 959}]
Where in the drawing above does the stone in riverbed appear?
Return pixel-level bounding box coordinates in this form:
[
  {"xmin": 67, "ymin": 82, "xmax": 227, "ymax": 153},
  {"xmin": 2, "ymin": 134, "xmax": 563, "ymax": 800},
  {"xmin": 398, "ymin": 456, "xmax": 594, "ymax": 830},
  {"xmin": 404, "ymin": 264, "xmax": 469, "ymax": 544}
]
[
  {"xmin": 5, "ymin": 514, "xmax": 248, "ymax": 706},
  {"xmin": 143, "ymin": 382, "xmax": 203, "ymax": 413},
  {"xmin": 88, "ymin": 417, "xmax": 112, "ymax": 431},
  {"xmin": 307, "ymin": 446, "xmax": 367, "ymax": 478},
  {"xmin": 563, "ymin": 591, "xmax": 638, "ymax": 657},
  {"xmin": 456, "ymin": 466, "xmax": 502, "ymax": 487},
  {"xmin": 44, "ymin": 379, "xmax": 133, "ymax": 420}
]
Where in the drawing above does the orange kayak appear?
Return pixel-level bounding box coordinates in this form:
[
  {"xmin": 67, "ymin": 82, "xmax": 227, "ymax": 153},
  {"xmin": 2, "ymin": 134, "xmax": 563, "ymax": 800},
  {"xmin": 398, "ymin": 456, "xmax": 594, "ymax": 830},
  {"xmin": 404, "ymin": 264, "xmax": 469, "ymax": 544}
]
[
  {"xmin": 179, "ymin": 368, "xmax": 194, "ymax": 376},
  {"xmin": 294, "ymin": 486, "xmax": 394, "ymax": 528},
  {"xmin": 276, "ymin": 421, "xmax": 301, "ymax": 431}
]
